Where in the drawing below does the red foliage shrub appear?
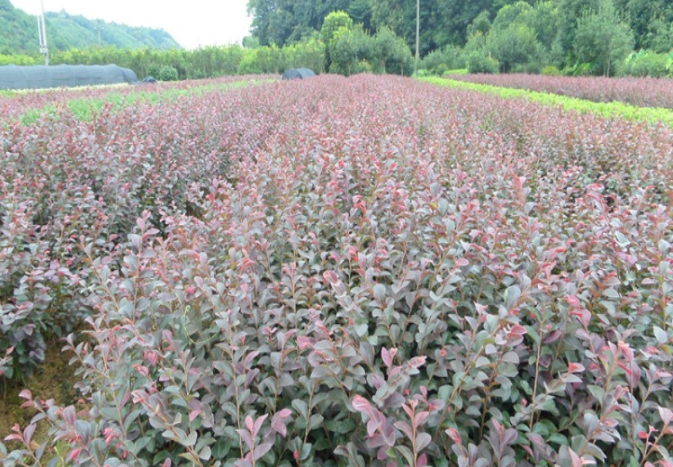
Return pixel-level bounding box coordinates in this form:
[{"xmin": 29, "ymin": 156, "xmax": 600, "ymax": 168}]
[
  {"xmin": 0, "ymin": 75, "xmax": 271, "ymax": 123},
  {"xmin": 448, "ymin": 73, "xmax": 673, "ymax": 109},
  {"xmin": 1, "ymin": 75, "xmax": 672, "ymax": 467}
]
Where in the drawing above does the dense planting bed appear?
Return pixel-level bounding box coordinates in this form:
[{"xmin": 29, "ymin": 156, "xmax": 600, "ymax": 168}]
[
  {"xmin": 1, "ymin": 75, "xmax": 673, "ymax": 467},
  {"xmin": 0, "ymin": 75, "xmax": 273, "ymax": 123},
  {"xmin": 422, "ymin": 77, "xmax": 673, "ymax": 128},
  {"xmin": 446, "ymin": 73, "xmax": 673, "ymax": 110}
]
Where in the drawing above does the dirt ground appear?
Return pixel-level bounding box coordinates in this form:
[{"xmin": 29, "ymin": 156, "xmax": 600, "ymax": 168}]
[{"xmin": 0, "ymin": 339, "xmax": 79, "ymax": 451}]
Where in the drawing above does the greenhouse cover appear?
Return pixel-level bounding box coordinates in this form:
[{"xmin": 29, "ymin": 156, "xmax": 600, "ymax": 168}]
[
  {"xmin": 0, "ymin": 64, "xmax": 138, "ymax": 90},
  {"xmin": 281, "ymin": 68, "xmax": 316, "ymax": 80}
]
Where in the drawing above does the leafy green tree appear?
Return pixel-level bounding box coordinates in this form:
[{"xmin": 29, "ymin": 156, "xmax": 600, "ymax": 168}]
[
  {"xmin": 373, "ymin": 28, "xmax": 414, "ymax": 75},
  {"xmin": 329, "ymin": 24, "xmax": 374, "ymax": 75},
  {"xmin": 491, "ymin": 1, "xmax": 532, "ymax": 30},
  {"xmin": 267, "ymin": 8, "xmax": 296, "ymax": 46},
  {"xmin": 348, "ymin": 0, "xmax": 373, "ymax": 31},
  {"xmin": 248, "ymin": 0, "xmax": 353, "ymax": 47},
  {"xmin": 419, "ymin": 44, "xmax": 466, "ymax": 74},
  {"xmin": 613, "ymin": 0, "xmax": 673, "ymax": 50},
  {"xmin": 321, "ymin": 11, "xmax": 354, "ymax": 46},
  {"xmin": 158, "ymin": 65, "xmax": 178, "ymax": 81},
  {"xmin": 526, "ymin": 1, "xmax": 559, "ymax": 50},
  {"xmin": 555, "ymin": 0, "xmax": 600, "ymax": 66},
  {"xmin": 237, "ymin": 49, "xmax": 262, "ymax": 74},
  {"xmin": 433, "ymin": 0, "xmax": 495, "ymax": 47},
  {"xmin": 647, "ymin": 19, "xmax": 673, "ymax": 53},
  {"xmin": 372, "ymin": 27, "xmax": 398, "ymax": 73},
  {"xmin": 283, "ymin": 37, "xmax": 326, "ymax": 73},
  {"xmin": 321, "ymin": 10, "xmax": 354, "ymax": 69},
  {"xmin": 370, "ymin": 0, "xmax": 444, "ymax": 55},
  {"xmin": 466, "ymin": 11, "xmax": 491, "ymax": 38},
  {"xmin": 619, "ymin": 50, "xmax": 671, "ymax": 77},
  {"xmin": 466, "ymin": 51, "xmax": 500, "ymax": 73},
  {"xmin": 487, "ymin": 23, "xmax": 540, "ymax": 72},
  {"xmin": 286, "ymin": 24, "xmax": 319, "ymax": 44},
  {"xmin": 242, "ymin": 36, "xmax": 260, "ymax": 49},
  {"xmin": 574, "ymin": 0, "xmax": 634, "ymax": 75}
]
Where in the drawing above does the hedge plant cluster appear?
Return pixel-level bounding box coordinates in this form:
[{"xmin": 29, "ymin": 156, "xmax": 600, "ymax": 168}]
[
  {"xmin": 440, "ymin": 73, "xmax": 673, "ymax": 110},
  {"xmin": 1, "ymin": 75, "xmax": 673, "ymax": 467}
]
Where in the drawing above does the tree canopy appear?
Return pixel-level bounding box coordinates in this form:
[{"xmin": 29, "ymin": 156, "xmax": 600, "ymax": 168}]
[{"xmin": 247, "ymin": 0, "xmax": 673, "ymax": 74}]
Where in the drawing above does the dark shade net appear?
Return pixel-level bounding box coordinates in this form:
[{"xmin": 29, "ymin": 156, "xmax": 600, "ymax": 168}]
[
  {"xmin": 281, "ymin": 68, "xmax": 316, "ymax": 80},
  {"xmin": 0, "ymin": 64, "xmax": 138, "ymax": 90}
]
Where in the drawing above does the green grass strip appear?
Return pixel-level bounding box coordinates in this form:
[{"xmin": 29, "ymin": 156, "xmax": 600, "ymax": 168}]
[
  {"xmin": 442, "ymin": 69, "xmax": 468, "ymax": 76},
  {"xmin": 12, "ymin": 79, "xmax": 274, "ymax": 125},
  {"xmin": 419, "ymin": 76, "xmax": 673, "ymax": 128}
]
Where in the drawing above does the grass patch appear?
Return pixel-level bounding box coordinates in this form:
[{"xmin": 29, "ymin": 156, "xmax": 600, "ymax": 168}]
[
  {"xmin": 443, "ymin": 69, "xmax": 468, "ymax": 76},
  {"xmin": 420, "ymin": 76, "xmax": 673, "ymax": 127}
]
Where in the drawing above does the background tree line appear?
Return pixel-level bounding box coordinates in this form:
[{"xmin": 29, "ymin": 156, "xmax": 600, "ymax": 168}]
[
  {"xmin": 0, "ymin": 41, "xmax": 325, "ymax": 80},
  {"xmin": 0, "ymin": 11, "xmax": 414, "ymax": 80},
  {"xmin": 248, "ymin": 0, "xmax": 673, "ymax": 77},
  {"xmin": 3, "ymin": 0, "xmax": 673, "ymax": 79}
]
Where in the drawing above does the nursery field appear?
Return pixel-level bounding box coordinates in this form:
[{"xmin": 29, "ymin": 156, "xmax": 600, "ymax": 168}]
[
  {"xmin": 445, "ymin": 73, "xmax": 673, "ymax": 110},
  {"xmin": 0, "ymin": 75, "xmax": 274, "ymax": 124},
  {"xmin": 421, "ymin": 77, "xmax": 673, "ymax": 129},
  {"xmin": 1, "ymin": 74, "xmax": 673, "ymax": 467}
]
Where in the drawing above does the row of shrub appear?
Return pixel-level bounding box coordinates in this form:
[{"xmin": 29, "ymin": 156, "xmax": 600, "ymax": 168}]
[
  {"xmin": 422, "ymin": 76, "xmax": 673, "ymax": 125},
  {"xmin": 434, "ymin": 73, "xmax": 673, "ymax": 111}
]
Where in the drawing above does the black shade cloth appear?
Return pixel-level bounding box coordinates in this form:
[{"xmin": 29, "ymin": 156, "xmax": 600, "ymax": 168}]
[
  {"xmin": 0, "ymin": 64, "xmax": 138, "ymax": 90},
  {"xmin": 281, "ymin": 68, "xmax": 316, "ymax": 80}
]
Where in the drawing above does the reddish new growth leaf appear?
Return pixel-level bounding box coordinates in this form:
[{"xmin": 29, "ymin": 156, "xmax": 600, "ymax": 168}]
[
  {"xmin": 568, "ymin": 363, "xmax": 585, "ymax": 374},
  {"xmin": 323, "ymin": 270, "xmax": 340, "ymax": 285}
]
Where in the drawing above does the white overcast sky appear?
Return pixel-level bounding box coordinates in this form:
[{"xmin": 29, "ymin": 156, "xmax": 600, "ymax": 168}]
[{"xmin": 10, "ymin": 0, "xmax": 252, "ymax": 49}]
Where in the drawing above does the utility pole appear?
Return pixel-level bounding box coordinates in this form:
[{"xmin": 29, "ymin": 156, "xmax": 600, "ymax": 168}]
[
  {"xmin": 37, "ymin": 0, "xmax": 49, "ymax": 65},
  {"xmin": 414, "ymin": 0, "xmax": 420, "ymax": 76}
]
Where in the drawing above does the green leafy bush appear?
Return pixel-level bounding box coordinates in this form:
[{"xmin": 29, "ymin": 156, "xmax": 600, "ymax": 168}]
[
  {"xmin": 158, "ymin": 65, "xmax": 179, "ymax": 81},
  {"xmin": 420, "ymin": 45, "xmax": 467, "ymax": 76},
  {"xmin": 541, "ymin": 65, "xmax": 561, "ymax": 76},
  {"xmin": 619, "ymin": 50, "xmax": 672, "ymax": 78},
  {"xmin": 237, "ymin": 51, "xmax": 262, "ymax": 75},
  {"xmin": 146, "ymin": 63, "xmax": 162, "ymax": 79},
  {"xmin": 486, "ymin": 23, "xmax": 539, "ymax": 73},
  {"xmin": 353, "ymin": 59, "xmax": 373, "ymax": 74},
  {"xmin": 467, "ymin": 52, "xmax": 500, "ymax": 74},
  {"xmin": 0, "ymin": 53, "xmax": 39, "ymax": 66}
]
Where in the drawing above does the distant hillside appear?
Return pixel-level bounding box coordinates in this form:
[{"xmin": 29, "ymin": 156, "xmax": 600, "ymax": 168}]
[{"xmin": 0, "ymin": 0, "xmax": 181, "ymax": 54}]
